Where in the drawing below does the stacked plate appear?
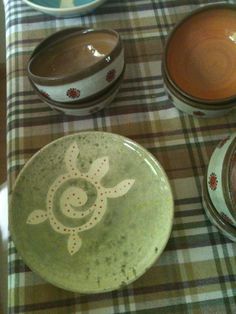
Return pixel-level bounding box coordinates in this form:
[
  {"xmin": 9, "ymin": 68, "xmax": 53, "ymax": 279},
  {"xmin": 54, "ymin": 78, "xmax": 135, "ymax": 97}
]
[
  {"xmin": 202, "ymin": 134, "xmax": 236, "ymax": 242},
  {"xmin": 28, "ymin": 27, "xmax": 125, "ymax": 116}
]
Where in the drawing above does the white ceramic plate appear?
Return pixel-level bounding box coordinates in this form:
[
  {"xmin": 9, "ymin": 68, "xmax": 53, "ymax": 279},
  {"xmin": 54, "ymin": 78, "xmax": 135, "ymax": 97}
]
[{"xmin": 22, "ymin": 0, "xmax": 107, "ymax": 17}]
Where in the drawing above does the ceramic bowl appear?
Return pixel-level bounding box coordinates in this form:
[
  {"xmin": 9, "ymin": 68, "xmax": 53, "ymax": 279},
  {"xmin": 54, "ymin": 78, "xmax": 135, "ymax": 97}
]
[
  {"xmin": 22, "ymin": 0, "xmax": 107, "ymax": 17},
  {"xmin": 162, "ymin": 69, "xmax": 235, "ymax": 118},
  {"xmin": 207, "ymin": 134, "xmax": 236, "ymax": 227},
  {"xmin": 9, "ymin": 131, "xmax": 174, "ymax": 293},
  {"xmin": 202, "ymin": 173, "xmax": 236, "ymax": 242},
  {"xmin": 28, "ymin": 28, "xmax": 124, "ymax": 103},
  {"xmin": 163, "ymin": 4, "xmax": 236, "ymax": 105},
  {"xmin": 30, "ymin": 64, "xmax": 125, "ymax": 116},
  {"xmin": 31, "ymin": 27, "xmax": 85, "ymax": 57}
]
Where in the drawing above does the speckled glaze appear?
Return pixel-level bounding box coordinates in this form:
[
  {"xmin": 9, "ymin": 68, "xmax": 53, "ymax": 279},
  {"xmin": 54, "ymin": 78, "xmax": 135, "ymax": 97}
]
[
  {"xmin": 162, "ymin": 70, "xmax": 235, "ymax": 118},
  {"xmin": 22, "ymin": 0, "xmax": 107, "ymax": 17},
  {"xmin": 207, "ymin": 134, "xmax": 236, "ymax": 227},
  {"xmin": 202, "ymin": 174, "xmax": 236, "ymax": 242},
  {"xmin": 9, "ymin": 132, "xmax": 174, "ymax": 293}
]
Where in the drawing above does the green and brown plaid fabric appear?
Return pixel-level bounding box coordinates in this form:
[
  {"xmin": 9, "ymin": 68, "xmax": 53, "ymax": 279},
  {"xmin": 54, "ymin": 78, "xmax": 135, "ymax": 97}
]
[{"xmin": 5, "ymin": 0, "xmax": 236, "ymax": 313}]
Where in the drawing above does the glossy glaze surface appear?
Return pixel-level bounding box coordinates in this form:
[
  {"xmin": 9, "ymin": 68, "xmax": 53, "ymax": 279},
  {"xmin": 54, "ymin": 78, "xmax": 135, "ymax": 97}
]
[
  {"xmin": 30, "ymin": 64, "xmax": 125, "ymax": 116},
  {"xmin": 166, "ymin": 6, "xmax": 236, "ymax": 102},
  {"xmin": 162, "ymin": 69, "xmax": 234, "ymax": 118},
  {"xmin": 28, "ymin": 28, "xmax": 124, "ymax": 103},
  {"xmin": 22, "ymin": 0, "xmax": 107, "ymax": 17},
  {"xmin": 31, "ymin": 32, "xmax": 116, "ymax": 77},
  {"xmin": 207, "ymin": 134, "xmax": 236, "ymax": 227},
  {"xmin": 10, "ymin": 132, "xmax": 174, "ymax": 293},
  {"xmin": 26, "ymin": 0, "xmax": 97, "ymax": 8},
  {"xmin": 202, "ymin": 174, "xmax": 236, "ymax": 242}
]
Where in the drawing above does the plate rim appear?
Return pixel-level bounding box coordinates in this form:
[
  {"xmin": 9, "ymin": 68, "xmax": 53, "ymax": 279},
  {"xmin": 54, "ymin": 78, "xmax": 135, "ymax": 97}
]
[
  {"xmin": 22, "ymin": 0, "xmax": 107, "ymax": 13},
  {"xmin": 9, "ymin": 131, "xmax": 174, "ymax": 293}
]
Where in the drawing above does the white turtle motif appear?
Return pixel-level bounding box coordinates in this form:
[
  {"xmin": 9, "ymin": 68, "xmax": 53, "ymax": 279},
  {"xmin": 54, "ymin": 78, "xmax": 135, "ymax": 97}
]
[{"xmin": 27, "ymin": 142, "xmax": 135, "ymax": 255}]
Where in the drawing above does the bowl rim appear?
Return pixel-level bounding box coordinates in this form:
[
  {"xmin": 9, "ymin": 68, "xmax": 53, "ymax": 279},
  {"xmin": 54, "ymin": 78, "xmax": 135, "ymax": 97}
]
[
  {"xmin": 162, "ymin": 67, "xmax": 235, "ymax": 110},
  {"xmin": 222, "ymin": 135, "xmax": 236, "ymax": 219},
  {"xmin": 27, "ymin": 28, "xmax": 123, "ymax": 85},
  {"xmin": 22, "ymin": 0, "xmax": 107, "ymax": 13},
  {"xmin": 31, "ymin": 27, "xmax": 86, "ymax": 57},
  {"xmin": 162, "ymin": 3, "xmax": 236, "ymax": 105},
  {"xmin": 202, "ymin": 173, "xmax": 236, "ymax": 238},
  {"xmin": 30, "ymin": 64, "xmax": 125, "ymax": 109}
]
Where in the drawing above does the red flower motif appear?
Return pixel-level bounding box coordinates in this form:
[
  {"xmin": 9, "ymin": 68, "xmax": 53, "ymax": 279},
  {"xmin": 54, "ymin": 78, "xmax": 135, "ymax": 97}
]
[
  {"xmin": 220, "ymin": 212, "xmax": 234, "ymax": 225},
  {"xmin": 208, "ymin": 173, "xmax": 218, "ymax": 191},
  {"xmin": 193, "ymin": 111, "xmax": 205, "ymax": 116},
  {"xmin": 106, "ymin": 69, "xmax": 116, "ymax": 82},
  {"xmin": 40, "ymin": 90, "xmax": 50, "ymax": 99},
  {"xmin": 218, "ymin": 136, "xmax": 230, "ymax": 148},
  {"xmin": 66, "ymin": 88, "xmax": 80, "ymax": 99}
]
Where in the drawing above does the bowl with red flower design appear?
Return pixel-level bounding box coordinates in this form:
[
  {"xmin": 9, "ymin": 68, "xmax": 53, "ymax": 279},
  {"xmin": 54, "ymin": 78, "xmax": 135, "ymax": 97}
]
[
  {"xmin": 162, "ymin": 64, "xmax": 236, "ymax": 118},
  {"xmin": 29, "ymin": 64, "xmax": 125, "ymax": 116},
  {"xmin": 27, "ymin": 28, "xmax": 124, "ymax": 103},
  {"xmin": 207, "ymin": 133, "xmax": 236, "ymax": 227},
  {"xmin": 162, "ymin": 4, "xmax": 236, "ymax": 118},
  {"xmin": 202, "ymin": 173, "xmax": 236, "ymax": 242}
]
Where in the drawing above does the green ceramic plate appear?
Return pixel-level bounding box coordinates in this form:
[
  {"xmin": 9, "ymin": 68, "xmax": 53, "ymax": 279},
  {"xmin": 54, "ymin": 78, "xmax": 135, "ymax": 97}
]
[{"xmin": 10, "ymin": 132, "xmax": 174, "ymax": 293}]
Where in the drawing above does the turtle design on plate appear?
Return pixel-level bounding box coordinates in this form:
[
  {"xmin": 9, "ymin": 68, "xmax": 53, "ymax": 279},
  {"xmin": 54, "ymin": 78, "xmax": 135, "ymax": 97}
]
[{"xmin": 26, "ymin": 142, "xmax": 135, "ymax": 255}]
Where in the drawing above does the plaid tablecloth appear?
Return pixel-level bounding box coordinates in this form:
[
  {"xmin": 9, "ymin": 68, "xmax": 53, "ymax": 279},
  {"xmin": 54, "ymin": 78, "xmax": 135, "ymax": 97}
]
[{"xmin": 5, "ymin": 0, "xmax": 236, "ymax": 313}]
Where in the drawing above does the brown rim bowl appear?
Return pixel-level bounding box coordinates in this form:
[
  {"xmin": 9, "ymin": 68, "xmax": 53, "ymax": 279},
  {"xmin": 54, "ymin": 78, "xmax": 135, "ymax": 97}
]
[
  {"xmin": 30, "ymin": 64, "xmax": 125, "ymax": 115},
  {"xmin": 163, "ymin": 4, "xmax": 236, "ymax": 105},
  {"xmin": 206, "ymin": 134, "xmax": 236, "ymax": 227},
  {"xmin": 27, "ymin": 28, "xmax": 124, "ymax": 104},
  {"xmin": 162, "ymin": 68, "xmax": 235, "ymax": 118},
  {"xmin": 202, "ymin": 173, "xmax": 236, "ymax": 242},
  {"xmin": 221, "ymin": 136, "xmax": 236, "ymax": 221}
]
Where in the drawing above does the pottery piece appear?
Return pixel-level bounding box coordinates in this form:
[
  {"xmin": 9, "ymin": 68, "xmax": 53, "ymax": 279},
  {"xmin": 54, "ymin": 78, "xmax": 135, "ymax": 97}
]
[
  {"xmin": 9, "ymin": 132, "xmax": 174, "ymax": 293},
  {"xmin": 228, "ymin": 151, "xmax": 236, "ymax": 216},
  {"xmin": 202, "ymin": 173, "xmax": 236, "ymax": 242},
  {"xmin": 162, "ymin": 70, "xmax": 235, "ymax": 118},
  {"xmin": 163, "ymin": 4, "xmax": 236, "ymax": 104},
  {"xmin": 31, "ymin": 27, "xmax": 85, "ymax": 58},
  {"xmin": 30, "ymin": 64, "xmax": 125, "ymax": 116},
  {"xmin": 28, "ymin": 28, "xmax": 124, "ymax": 103},
  {"xmin": 207, "ymin": 134, "xmax": 236, "ymax": 227},
  {"xmin": 22, "ymin": 0, "xmax": 107, "ymax": 17}
]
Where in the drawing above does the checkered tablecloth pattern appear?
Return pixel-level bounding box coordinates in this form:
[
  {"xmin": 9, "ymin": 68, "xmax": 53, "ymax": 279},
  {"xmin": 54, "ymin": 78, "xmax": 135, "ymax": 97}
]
[{"xmin": 5, "ymin": 0, "xmax": 236, "ymax": 313}]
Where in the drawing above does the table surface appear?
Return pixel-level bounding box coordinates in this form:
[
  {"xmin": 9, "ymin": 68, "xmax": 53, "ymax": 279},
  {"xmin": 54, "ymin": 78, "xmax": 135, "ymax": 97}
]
[{"xmin": 5, "ymin": 0, "xmax": 236, "ymax": 313}]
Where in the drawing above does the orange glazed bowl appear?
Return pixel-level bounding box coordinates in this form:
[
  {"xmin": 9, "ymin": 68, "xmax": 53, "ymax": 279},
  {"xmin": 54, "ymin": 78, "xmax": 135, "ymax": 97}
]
[{"xmin": 163, "ymin": 4, "xmax": 236, "ymax": 104}]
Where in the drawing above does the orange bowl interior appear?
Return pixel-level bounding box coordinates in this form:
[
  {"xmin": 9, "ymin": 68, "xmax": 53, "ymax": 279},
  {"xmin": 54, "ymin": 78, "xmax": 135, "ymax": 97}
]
[{"xmin": 166, "ymin": 7, "xmax": 236, "ymax": 102}]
